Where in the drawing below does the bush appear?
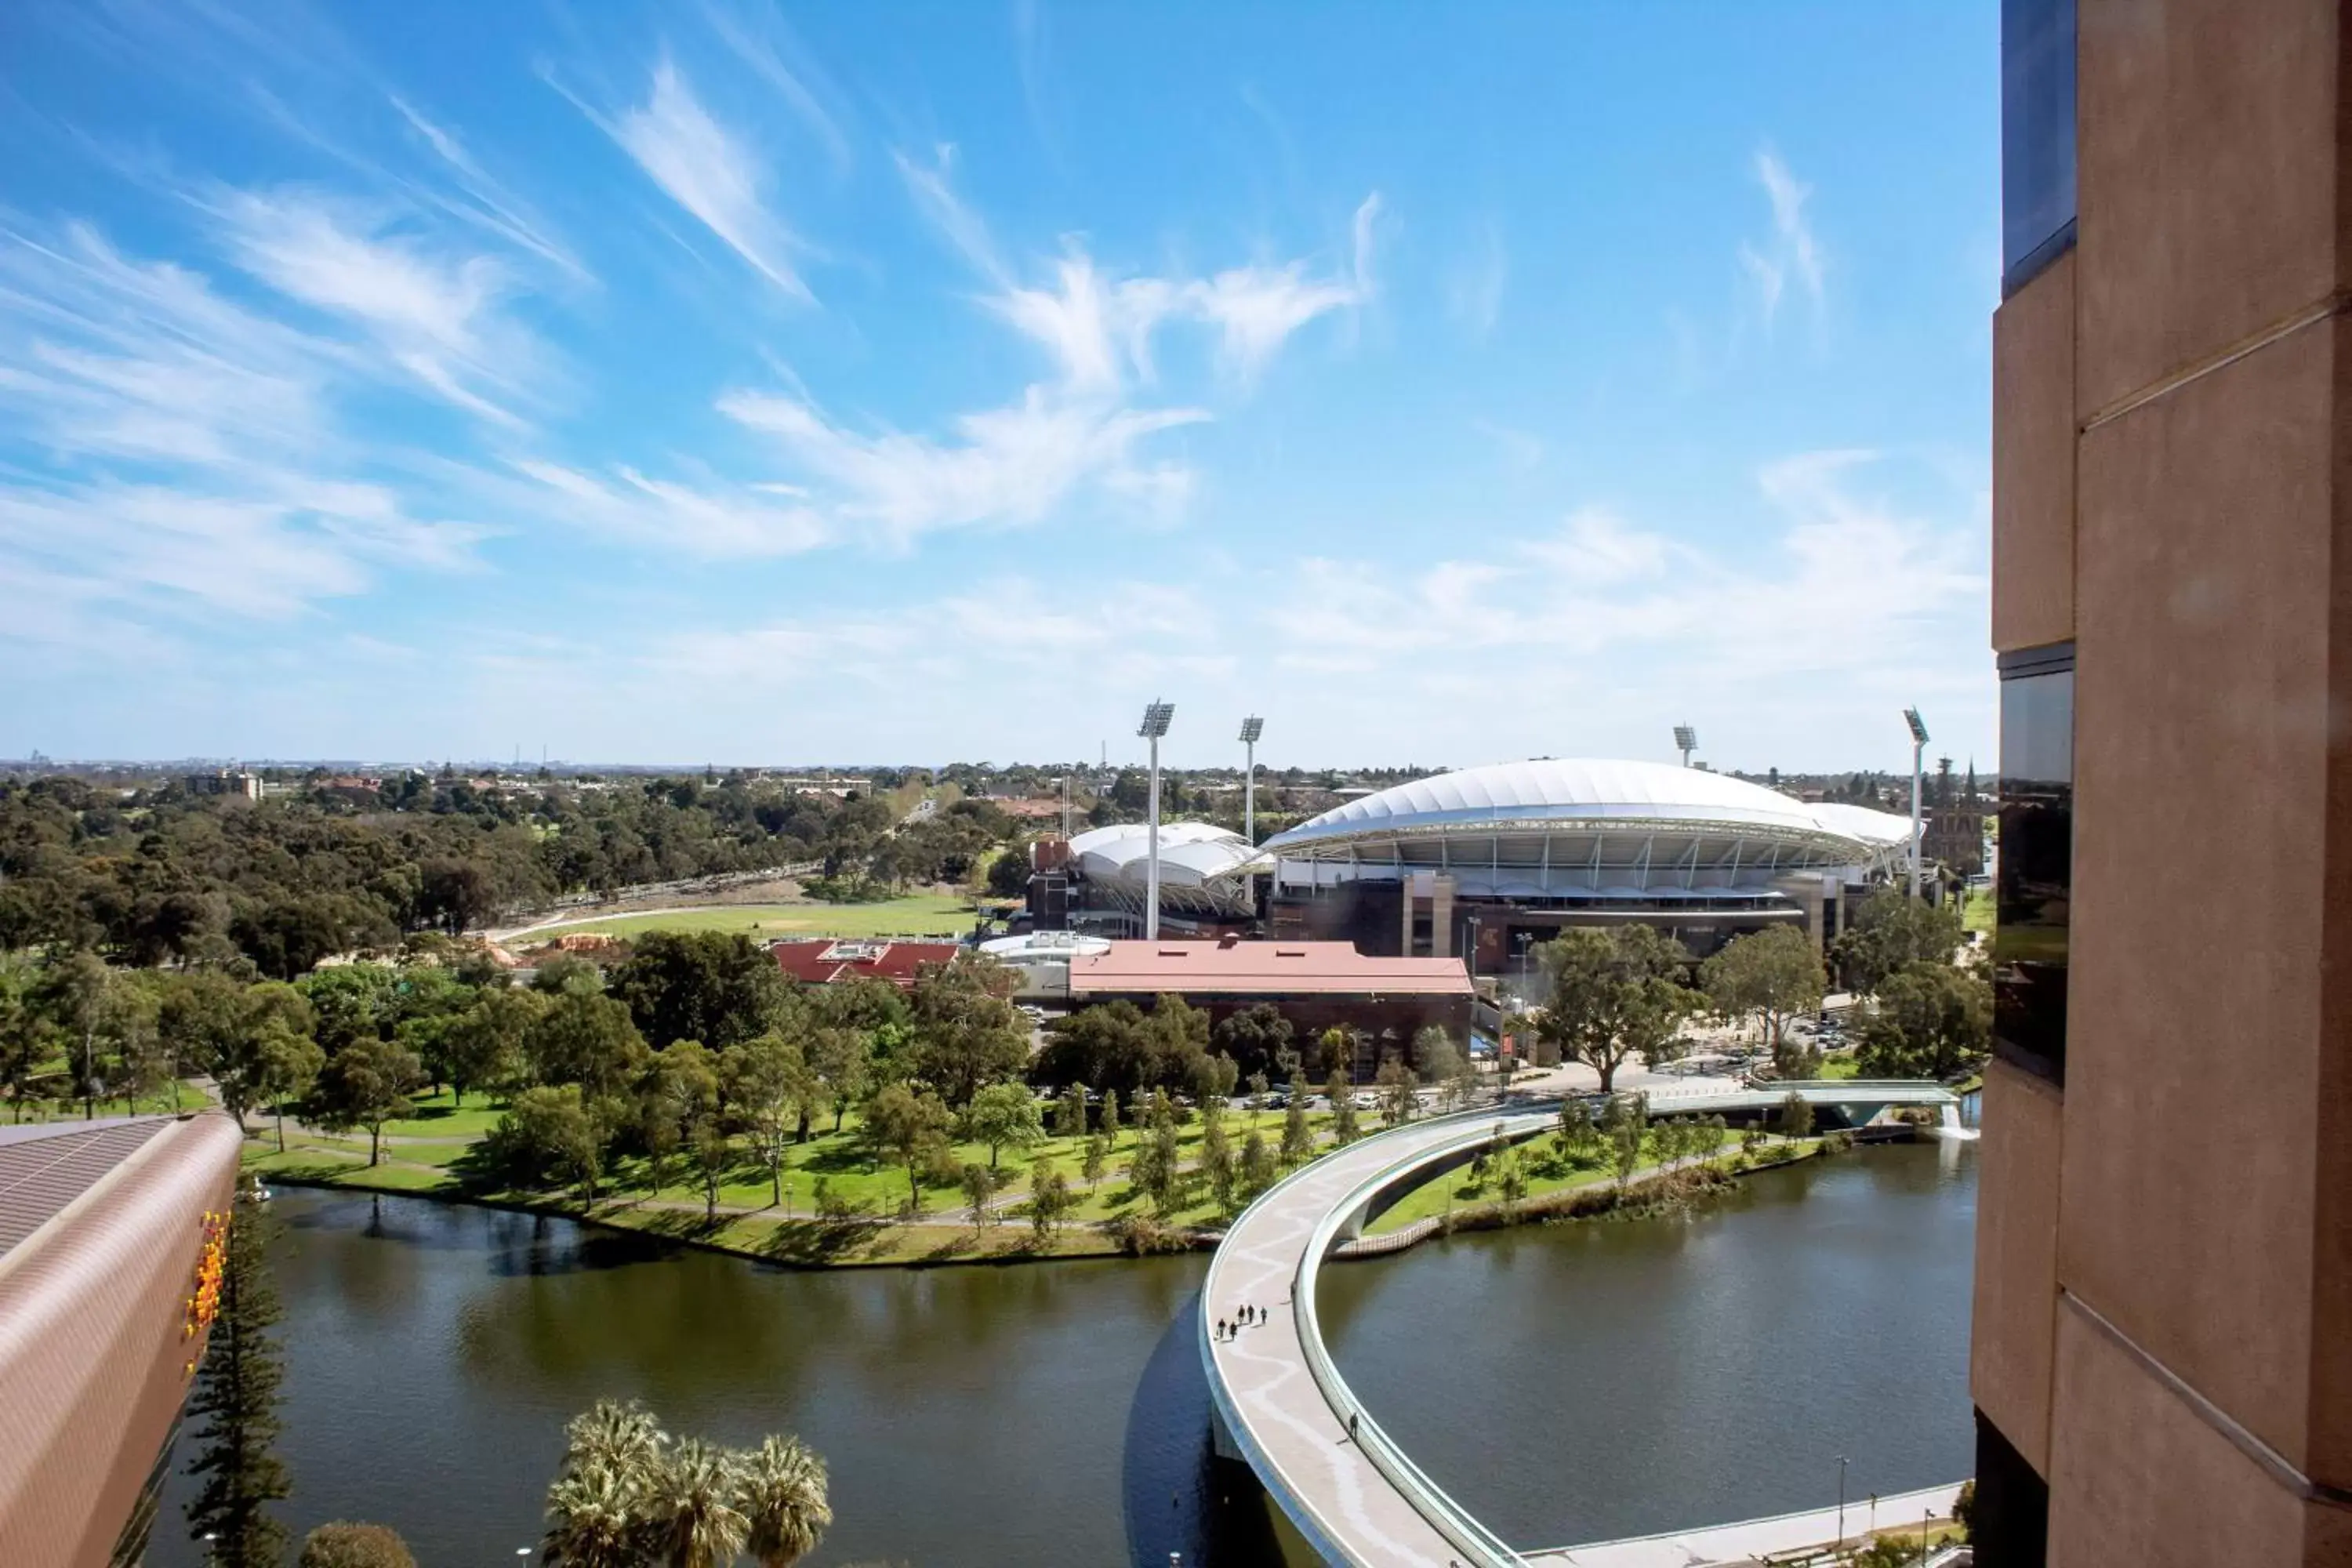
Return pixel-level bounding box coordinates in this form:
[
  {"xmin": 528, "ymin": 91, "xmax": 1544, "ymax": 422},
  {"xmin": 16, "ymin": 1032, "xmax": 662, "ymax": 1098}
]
[
  {"xmin": 1107, "ymin": 1214, "xmax": 1190, "ymax": 1255},
  {"xmin": 299, "ymin": 1523, "xmax": 416, "ymax": 1568}
]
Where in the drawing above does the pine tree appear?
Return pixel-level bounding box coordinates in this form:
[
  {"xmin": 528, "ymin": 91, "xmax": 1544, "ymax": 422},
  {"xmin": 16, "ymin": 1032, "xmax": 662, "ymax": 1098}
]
[{"xmin": 187, "ymin": 1187, "xmax": 292, "ymax": 1568}]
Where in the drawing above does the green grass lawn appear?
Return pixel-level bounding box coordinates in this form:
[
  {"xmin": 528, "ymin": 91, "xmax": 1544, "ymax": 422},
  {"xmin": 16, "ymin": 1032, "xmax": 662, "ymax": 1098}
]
[
  {"xmin": 245, "ymin": 1085, "xmax": 1348, "ymax": 1247},
  {"xmin": 539, "ymin": 895, "xmax": 980, "ymax": 942},
  {"xmin": 1817, "ymin": 1052, "xmax": 1863, "ymax": 1080},
  {"xmin": 1962, "ymin": 887, "xmax": 1995, "ymax": 934},
  {"xmin": 1363, "ymin": 1126, "xmax": 1740, "ymax": 1235}
]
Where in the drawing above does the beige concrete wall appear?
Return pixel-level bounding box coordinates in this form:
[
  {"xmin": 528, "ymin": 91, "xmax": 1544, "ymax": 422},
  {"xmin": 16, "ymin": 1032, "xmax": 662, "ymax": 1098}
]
[
  {"xmin": 2066, "ymin": 314, "xmax": 2337, "ymax": 1470},
  {"xmin": 1992, "ymin": 251, "xmax": 2076, "ymax": 652},
  {"xmin": 1973, "ymin": 1058, "xmax": 2064, "ymax": 1474},
  {"xmin": 2074, "ymin": 0, "xmax": 2347, "ymax": 418},
  {"xmin": 2046, "ymin": 1304, "xmax": 2332, "ymax": 1566}
]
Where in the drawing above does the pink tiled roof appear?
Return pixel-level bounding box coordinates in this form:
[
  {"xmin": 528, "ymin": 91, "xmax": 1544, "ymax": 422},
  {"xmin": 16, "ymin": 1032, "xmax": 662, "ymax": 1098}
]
[{"xmin": 1069, "ymin": 939, "xmax": 1471, "ymax": 997}]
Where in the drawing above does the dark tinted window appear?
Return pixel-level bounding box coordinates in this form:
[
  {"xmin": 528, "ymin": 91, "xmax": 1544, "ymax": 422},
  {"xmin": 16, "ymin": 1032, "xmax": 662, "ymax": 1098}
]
[
  {"xmin": 2002, "ymin": 0, "xmax": 2077, "ymax": 292},
  {"xmin": 1995, "ymin": 645, "xmax": 2072, "ymax": 1084}
]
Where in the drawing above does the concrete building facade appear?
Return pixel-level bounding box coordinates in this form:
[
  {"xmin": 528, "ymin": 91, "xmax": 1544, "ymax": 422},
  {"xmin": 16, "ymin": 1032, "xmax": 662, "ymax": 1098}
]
[{"xmin": 1973, "ymin": 2, "xmax": 2352, "ymax": 1563}]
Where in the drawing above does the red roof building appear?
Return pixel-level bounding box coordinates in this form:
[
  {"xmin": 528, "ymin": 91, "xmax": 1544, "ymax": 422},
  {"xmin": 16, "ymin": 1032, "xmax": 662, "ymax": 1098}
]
[{"xmin": 771, "ymin": 938, "xmax": 964, "ymax": 990}]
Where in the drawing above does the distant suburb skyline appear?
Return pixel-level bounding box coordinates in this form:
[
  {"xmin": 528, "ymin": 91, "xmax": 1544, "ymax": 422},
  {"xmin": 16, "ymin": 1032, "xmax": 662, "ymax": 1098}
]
[{"xmin": 0, "ymin": 2, "xmax": 1997, "ymax": 775}]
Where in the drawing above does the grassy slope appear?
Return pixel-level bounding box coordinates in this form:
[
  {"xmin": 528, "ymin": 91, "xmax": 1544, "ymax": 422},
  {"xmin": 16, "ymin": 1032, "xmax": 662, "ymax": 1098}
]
[{"xmin": 541, "ymin": 895, "xmax": 978, "ymax": 941}]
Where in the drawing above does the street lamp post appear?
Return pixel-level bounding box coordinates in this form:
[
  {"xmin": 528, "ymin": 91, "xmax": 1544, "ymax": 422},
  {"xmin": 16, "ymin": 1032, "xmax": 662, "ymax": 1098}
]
[
  {"xmin": 1837, "ymin": 1454, "xmax": 1849, "ymax": 1549},
  {"xmin": 1240, "ymin": 716, "xmax": 1264, "ymax": 844},
  {"xmin": 1138, "ymin": 701, "xmax": 1174, "ymax": 940},
  {"xmin": 1904, "ymin": 708, "xmax": 1930, "ymax": 898}
]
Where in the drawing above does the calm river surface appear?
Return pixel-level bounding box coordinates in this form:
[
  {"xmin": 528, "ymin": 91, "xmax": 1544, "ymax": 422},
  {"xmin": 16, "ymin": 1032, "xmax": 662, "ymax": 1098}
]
[{"xmin": 151, "ymin": 1142, "xmax": 1973, "ymax": 1566}]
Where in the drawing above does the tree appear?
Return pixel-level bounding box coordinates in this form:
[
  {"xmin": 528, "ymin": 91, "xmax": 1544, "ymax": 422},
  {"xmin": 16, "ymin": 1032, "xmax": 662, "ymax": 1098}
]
[
  {"xmin": 1240, "ymin": 1128, "xmax": 1274, "ymax": 1194},
  {"xmin": 1051, "ymin": 1081, "xmax": 1087, "ymax": 1140},
  {"xmin": 1495, "ymin": 1147, "xmax": 1529, "ymax": 1208},
  {"xmin": 1555, "ymin": 1096, "xmax": 1599, "ymax": 1167},
  {"xmin": 1080, "ymin": 1133, "xmax": 1108, "ymax": 1190},
  {"xmin": 1416, "ymin": 1027, "xmax": 1472, "ymax": 1112},
  {"xmin": 1831, "ymin": 895, "xmax": 1965, "ymax": 996},
  {"xmin": 187, "ymin": 1187, "xmax": 292, "ymax": 1568},
  {"xmin": 298, "ymin": 1523, "xmax": 417, "ymax": 1568},
  {"xmin": 1700, "ymin": 926, "xmax": 1825, "ymax": 1067},
  {"xmin": 907, "ymin": 956, "xmax": 1027, "ymax": 1107},
  {"xmin": 1315, "ymin": 1069, "xmax": 1354, "ymax": 1142},
  {"xmin": 1211, "ymin": 1003, "xmax": 1297, "ymax": 1083},
  {"xmin": 0, "ymin": 952, "xmax": 44, "ymax": 1119},
  {"xmin": 487, "ymin": 1085, "xmax": 604, "ymax": 1200},
  {"xmin": 527, "ymin": 989, "xmax": 648, "ymax": 1098},
  {"xmin": 38, "ymin": 949, "xmax": 114, "ymax": 1119},
  {"xmin": 1202, "ymin": 1112, "xmax": 1236, "ymax": 1211},
  {"xmin": 723, "ymin": 1033, "xmax": 809, "ymax": 1207},
  {"xmin": 737, "ymin": 1433, "xmax": 832, "ymax": 1567},
  {"xmin": 1531, "ymin": 926, "xmax": 1697, "ymax": 1093},
  {"xmin": 1856, "ymin": 961, "xmax": 1993, "ymax": 1080},
  {"xmin": 1280, "ymin": 1077, "xmax": 1314, "ymax": 1166},
  {"xmin": 645, "ymin": 1437, "xmax": 749, "ymax": 1568},
  {"xmin": 1780, "ymin": 1091, "xmax": 1817, "ymax": 1139},
  {"xmin": 611, "ymin": 931, "xmax": 788, "ymax": 1054},
  {"xmin": 985, "ymin": 847, "xmax": 1033, "ymax": 898},
  {"xmin": 1098, "ymin": 1087, "xmax": 1121, "ymax": 1146},
  {"xmin": 443, "ymin": 986, "xmax": 544, "ymax": 1105},
  {"xmin": 862, "ymin": 1083, "xmax": 951, "ymax": 1213},
  {"xmin": 313, "ymin": 1038, "xmax": 421, "ymax": 1167},
  {"xmin": 960, "ymin": 1161, "xmax": 996, "ymax": 1227},
  {"xmin": 1607, "ymin": 1094, "xmax": 1649, "ymax": 1189},
  {"xmin": 258, "ymin": 1029, "xmax": 325, "ymax": 1153},
  {"xmin": 1374, "ymin": 1057, "xmax": 1417, "ymax": 1127},
  {"xmin": 964, "ymin": 1081, "xmax": 1044, "ymax": 1169},
  {"xmin": 691, "ymin": 1120, "xmax": 734, "ymax": 1224},
  {"xmin": 641, "ymin": 1041, "xmax": 721, "ymax": 1192}
]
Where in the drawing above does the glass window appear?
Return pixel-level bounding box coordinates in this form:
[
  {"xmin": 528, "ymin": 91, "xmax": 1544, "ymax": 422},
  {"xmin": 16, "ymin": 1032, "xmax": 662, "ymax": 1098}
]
[
  {"xmin": 1995, "ymin": 644, "xmax": 2072, "ymax": 1084},
  {"xmin": 2002, "ymin": 0, "xmax": 2077, "ymax": 293}
]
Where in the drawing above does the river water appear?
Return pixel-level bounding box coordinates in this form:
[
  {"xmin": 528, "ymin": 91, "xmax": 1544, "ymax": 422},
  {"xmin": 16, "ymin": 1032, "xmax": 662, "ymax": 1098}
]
[{"xmin": 150, "ymin": 1142, "xmax": 1973, "ymax": 1566}]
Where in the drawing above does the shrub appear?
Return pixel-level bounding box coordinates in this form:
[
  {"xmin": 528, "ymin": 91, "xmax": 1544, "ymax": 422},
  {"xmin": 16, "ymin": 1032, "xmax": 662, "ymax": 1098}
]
[{"xmin": 299, "ymin": 1523, "xmax": 417, "ymax": 1568}]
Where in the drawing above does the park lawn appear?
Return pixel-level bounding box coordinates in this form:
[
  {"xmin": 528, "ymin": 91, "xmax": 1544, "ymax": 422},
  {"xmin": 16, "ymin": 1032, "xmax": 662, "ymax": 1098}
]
[
  {"xmin": 543, "ymin": 895, "xmax": 978, "ymax": 942},
  {"xmin": 1363, "ymin": 1127, "xmax": 1741, "ymax": 1236},
  {"xmin": 1962, "ymin": 887, "xmax": 1995, "ymax": 934},
  {"xmin": 378, "ymin": 1090, "xmax": 512, "ymax": 1138},
  {"xmin": 1817, "ymin": 1052, "xmax": 1863, "ymax": 1080}
]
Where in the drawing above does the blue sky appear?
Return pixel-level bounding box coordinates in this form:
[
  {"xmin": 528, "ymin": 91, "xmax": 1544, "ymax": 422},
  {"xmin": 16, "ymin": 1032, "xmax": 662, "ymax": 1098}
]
[{"xmin": 0, "ymin": 2, "xmax": 1998, "ymax": 774}]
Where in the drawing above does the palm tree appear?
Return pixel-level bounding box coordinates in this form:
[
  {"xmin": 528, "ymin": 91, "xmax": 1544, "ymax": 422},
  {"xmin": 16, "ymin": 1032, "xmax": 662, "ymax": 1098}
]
[
  {"xmin": 736, "ymin": 1435, "xmax": 833, "ymax": 1567},
  {"xmin": 562, "ymin": 1399, "xmax": 665, "ymax": 1479},
  {"xmin": 646, "ymin": 1437, "xmax": 749, "ymax": 1568},
  {"xmin": 541, "ymin": 1457, "xmax": 643, "ymax": 1568}
]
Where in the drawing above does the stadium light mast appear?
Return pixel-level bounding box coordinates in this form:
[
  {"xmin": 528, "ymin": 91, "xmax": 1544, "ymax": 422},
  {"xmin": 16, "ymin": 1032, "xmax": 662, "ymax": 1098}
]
[
  {"xmin": 1673, "ymin": 725, "xmax": 1697, "ymax": 768},
  {"xmin": 1240, "ymin": 716, "xmax": 1265, "ymax": 844},
  {"xmin": 1138, "ymin": 701, "xmax": 1175, "ymax": 939},
  {"xmin": 1904, "ymin": 707, "xmax": 1930, "ymax": 898}
]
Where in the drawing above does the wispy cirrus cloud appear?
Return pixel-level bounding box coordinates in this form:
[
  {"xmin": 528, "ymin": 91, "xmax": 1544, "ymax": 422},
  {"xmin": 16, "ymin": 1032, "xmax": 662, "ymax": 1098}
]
[
  {"xmin": 1740, "ymin": 148, "xmax": 1824, "ymax": 329},
  {"xmin": 1187, "ymin": 194, "xmax": 1382, "ymax": 381},
  {"xmin": 606, "ymin": 57, "xmax": 811, "ymax": 299},
  {"xmin": 212, "ymin": 187, "xmax": 550, "ymax": 426}
]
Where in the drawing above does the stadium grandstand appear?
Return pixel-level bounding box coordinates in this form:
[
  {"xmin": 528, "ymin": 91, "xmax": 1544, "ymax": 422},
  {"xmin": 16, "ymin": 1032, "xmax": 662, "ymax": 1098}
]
[{"xmin": 1258, "ymin": 757, "xmax": 1912, "ymax": 967}]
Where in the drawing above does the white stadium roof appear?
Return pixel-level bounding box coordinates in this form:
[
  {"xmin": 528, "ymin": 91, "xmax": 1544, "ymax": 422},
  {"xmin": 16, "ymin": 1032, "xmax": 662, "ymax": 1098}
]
[
  {"xmin": 1260, "ymin": 759, "xmax": 1915, "ymax": 895},
  {"xmin": 1066, "ymin": 821, "xmax": 1267, "ymax": 915}
]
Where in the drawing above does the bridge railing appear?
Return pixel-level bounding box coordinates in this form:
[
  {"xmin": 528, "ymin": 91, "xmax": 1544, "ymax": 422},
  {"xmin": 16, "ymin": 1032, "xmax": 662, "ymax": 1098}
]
[{"xmin": 1289, "ymin": 1109, "xmax": 1558, "ymax": 1567}]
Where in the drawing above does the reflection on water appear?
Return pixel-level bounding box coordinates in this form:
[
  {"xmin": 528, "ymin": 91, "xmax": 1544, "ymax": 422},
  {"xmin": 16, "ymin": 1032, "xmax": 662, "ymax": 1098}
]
[
  {"xmin": 149, "ymin": 1145, "xmax": 1972, "ymax": 1566},
  {"xmin": 1319, "ymin": 1142, "xmax": 1978, "ymax": 1549},
  {"xmin": 155, "ymin": 1192, "xmax": 1208, "ymax": 1567}
]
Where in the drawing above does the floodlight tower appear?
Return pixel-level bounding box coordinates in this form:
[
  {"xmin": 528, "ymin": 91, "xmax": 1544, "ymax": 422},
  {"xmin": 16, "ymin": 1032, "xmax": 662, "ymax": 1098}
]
[
  {"xmin": 1673, "ymin": 725, "xmax": 1697, "ymax": 768},
  {"xmin": 1240, "ymin": 716, "xmax": 1265, "ymax": 844},
  {"xmin": 1138, "ymin": 701, "xmax": 1175, "ymax": 938},
  {"xmin": 1904, "ymin": 707, "xmax": 1930, "ymax": 898}
]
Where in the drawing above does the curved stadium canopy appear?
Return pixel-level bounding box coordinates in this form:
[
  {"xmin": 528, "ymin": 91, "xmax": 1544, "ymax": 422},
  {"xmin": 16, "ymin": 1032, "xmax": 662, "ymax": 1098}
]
[
  {"xmin": 1067, "ymin": 820, "xmax": 1268, "ymax": 916},
  {"xmin": 1261, "ymin": 758, "xmax": 1914, "ymax": 898}
]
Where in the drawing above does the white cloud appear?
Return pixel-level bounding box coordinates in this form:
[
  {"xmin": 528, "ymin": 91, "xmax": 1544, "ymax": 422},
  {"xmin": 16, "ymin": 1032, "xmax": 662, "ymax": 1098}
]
[
  {"xmin": 1743, "ymin": 149, "xmax": 1824, "ymax": 329},
  {"xmin": 718, "ymin": 384, "xmax": 1207, "ymax": 547},
  {"xmin": 213, "ymin": 187, "xmax": 545, "ymax": 425},
  {"xmin": 610, "ymin": 58, "xmax": 810, "ymax": 300},
  {"xmin": 500, "ymin": 458, "xmax": 828, "ymax": 558},
  {"xmin": 0, "ymin": 219, "xmax": 492, "ymax": 652},
  {"xmin": 390, "ymin": 95, "xmax": 592, "ymax": 286},
  {"xmin": 1187, "ymin": 194, "xmax": 1382, "ymax": 381}
]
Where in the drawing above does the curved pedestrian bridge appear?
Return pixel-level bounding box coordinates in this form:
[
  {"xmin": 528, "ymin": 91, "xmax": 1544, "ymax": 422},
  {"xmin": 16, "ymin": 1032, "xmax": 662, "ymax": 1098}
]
[{"xmin": 1198, "ymin": 1080, "xmax": 1962, "ymax": 1567}]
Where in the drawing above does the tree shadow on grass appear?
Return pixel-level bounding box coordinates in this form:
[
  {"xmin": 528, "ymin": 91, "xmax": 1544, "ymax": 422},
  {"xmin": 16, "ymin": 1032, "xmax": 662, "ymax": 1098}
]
[{"xmin": 757, "ymin": 1218, "xmax": 896, "ymax": 1266}]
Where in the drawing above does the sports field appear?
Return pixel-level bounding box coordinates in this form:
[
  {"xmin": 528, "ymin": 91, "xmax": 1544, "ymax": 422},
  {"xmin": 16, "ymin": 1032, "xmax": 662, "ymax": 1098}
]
[{"xmin": 532, "ymin": 893, "xmax": 979, "ymax": 941}]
